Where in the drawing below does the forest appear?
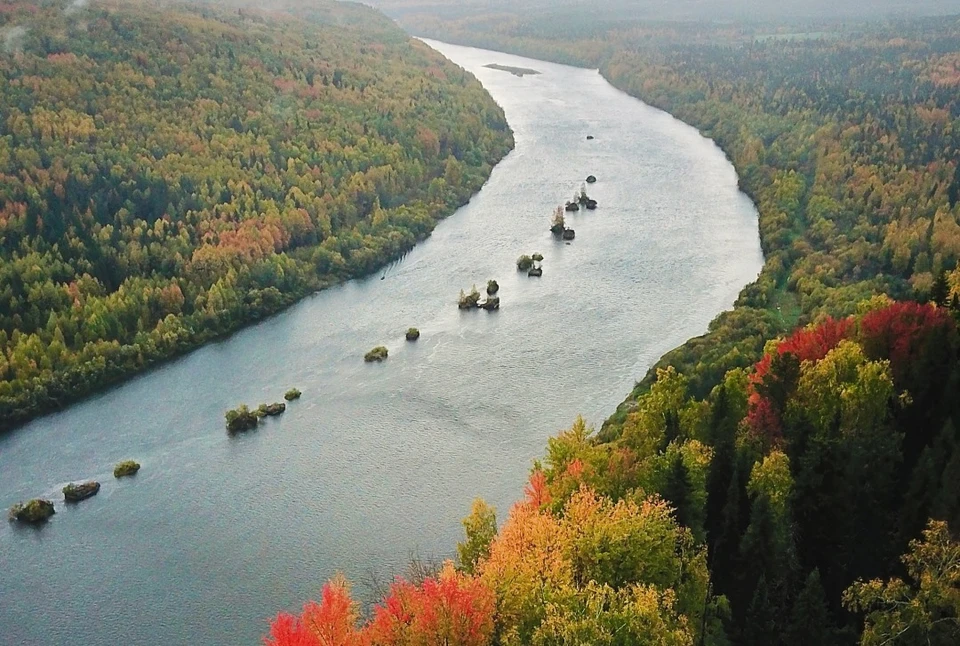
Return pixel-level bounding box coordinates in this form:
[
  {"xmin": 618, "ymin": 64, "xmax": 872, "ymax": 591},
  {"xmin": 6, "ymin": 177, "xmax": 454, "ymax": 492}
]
[
  {"xmin": 0, "ymin": 0, "xmax": 513, "ymax": 428},
  {"xmin": 266, "ymin": 9, "xmax": 960, "ymax": 646}
]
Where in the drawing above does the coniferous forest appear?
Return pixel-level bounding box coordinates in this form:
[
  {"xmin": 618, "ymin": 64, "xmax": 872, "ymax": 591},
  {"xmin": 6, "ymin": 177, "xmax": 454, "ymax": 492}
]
[
  {"xmin": 262, "ymin": 5, "xmax": 960, "ymax": 646},
  {"xmin": 0, "ymin": 0, "xmax": 512, "ymax": 428}
]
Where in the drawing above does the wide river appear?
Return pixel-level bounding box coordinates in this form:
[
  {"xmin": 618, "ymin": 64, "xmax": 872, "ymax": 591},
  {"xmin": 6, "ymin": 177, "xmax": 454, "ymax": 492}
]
[{"xmin": 0, "ymin": 41, "xmax": 762, "ymax": 645}]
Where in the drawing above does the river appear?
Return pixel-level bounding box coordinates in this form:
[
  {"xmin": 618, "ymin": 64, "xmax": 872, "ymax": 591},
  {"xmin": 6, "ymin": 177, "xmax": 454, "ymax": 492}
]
[{"xmin": 0, "ymin": 40, "xmax": 762, "ymax": 645}]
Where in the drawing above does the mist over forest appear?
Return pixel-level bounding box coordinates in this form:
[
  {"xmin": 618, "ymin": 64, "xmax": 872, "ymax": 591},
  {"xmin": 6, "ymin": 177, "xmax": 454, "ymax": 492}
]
[{"xmin": 369, "ymin": 0, "xmax": 960, "ymax": 22}]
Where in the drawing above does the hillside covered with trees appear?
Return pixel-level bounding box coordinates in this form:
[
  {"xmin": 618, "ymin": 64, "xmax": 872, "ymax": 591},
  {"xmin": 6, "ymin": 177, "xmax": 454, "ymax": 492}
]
[
  {"xmin": 0, "ymin": 0, "xmax": 512, "ymax": 428},
  {"xmin": 265, "ymin": 10, "xmax": 960, "ymax": 646}
]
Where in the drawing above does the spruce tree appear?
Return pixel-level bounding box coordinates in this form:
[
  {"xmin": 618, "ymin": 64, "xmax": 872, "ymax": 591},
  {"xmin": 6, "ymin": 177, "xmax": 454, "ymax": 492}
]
[
  {"xmin": 663, "ymin": 451, "xmax": 696, "ymax": 535},
  {"xmin": 786, "ymin": 569, "xmax": 837, "ymax": 646},
  {"xmin": 743, "ymin": 575, "xmax": 778, "ymax": 646}
]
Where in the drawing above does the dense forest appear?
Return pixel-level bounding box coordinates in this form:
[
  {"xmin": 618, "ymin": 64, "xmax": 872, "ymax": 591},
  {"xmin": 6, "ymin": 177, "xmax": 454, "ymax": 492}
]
[
  {"xmin": 0, "ymin": 0, "xmax": 512, "ymax": 428},
  {"xmin": 266, "ymin": 10, "xmax": 960, "ymax": 646}
]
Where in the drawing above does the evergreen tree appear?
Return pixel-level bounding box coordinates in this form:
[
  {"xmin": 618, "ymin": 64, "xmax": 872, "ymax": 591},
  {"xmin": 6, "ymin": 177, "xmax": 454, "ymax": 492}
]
[
  {"xmin": 706, "ymin": 384, "xmax": 737, "ymax": 558},
  {"xmin": 932, "ymin": 420, "xmax": 960, "ymax": 530},
  {"xmin": 931, "ymin": 270, "xmax": 950, "ymax": 307},
  {"xmin": 743, "ymin": 575, "xmax": 778, "ymax": 646},
  {"xmin": 663, "ymin": 451, "xmax": 695, "ymax": 534},
  {"xmin": 786, "ymin": 569, "xmax": 837, "ymax": 646},
  {"xmin": 712, "ymin": 459, "xmax": 748, "ymax": 599},
  {"xmin": 663, "ymin": 408, "xmax": 682, "ymax": 449}
]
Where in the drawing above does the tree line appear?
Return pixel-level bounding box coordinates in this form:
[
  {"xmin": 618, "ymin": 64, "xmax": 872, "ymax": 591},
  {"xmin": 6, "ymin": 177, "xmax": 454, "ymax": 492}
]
[{"xmin": 0, "ymin": 0, "xmax": 513, "ymax": 428}]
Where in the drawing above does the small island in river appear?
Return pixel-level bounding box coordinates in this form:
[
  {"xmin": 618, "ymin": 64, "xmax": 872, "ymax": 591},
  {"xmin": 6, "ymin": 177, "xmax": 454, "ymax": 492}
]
[
  {"xmin": 484, "ymin": 63, "xmax": 541, "ymax": 77},
  {"xmin": 365, "ymin": 346, "xmax": 389, "ymax": 362},
  {"xmin": 114, "ymin": 460, "xmax": 141, "ymax": 478},
  {"xmin": 8, "ymin": 498, "xmax": 55, "ymax": 523},
  {"xmin": 63, "ymin": 481, "xmax": 101, "ymax": 502}
]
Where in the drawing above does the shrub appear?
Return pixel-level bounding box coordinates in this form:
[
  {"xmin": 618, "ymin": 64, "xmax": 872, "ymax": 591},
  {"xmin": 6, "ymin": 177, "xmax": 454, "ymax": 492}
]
[{"xmin": 365, "ymin": 346, "xmax": 389, "ymax": 362}]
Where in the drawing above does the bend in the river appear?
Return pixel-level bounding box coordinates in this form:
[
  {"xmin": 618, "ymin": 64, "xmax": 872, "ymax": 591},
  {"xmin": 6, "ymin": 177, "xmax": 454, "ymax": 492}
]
[{"xmin": 0, "ymin": 41, "xmax": 763, "ymax": 646}]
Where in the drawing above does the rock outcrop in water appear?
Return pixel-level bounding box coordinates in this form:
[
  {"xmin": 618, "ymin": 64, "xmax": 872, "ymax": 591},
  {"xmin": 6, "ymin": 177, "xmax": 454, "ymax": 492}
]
[
  {"xmin": 364, "ymin": 346, "xmax": 389, "ymax": 362},
  {"xmin": 284, "ymin": 388, "xmax": 302, "ymax": 401},
  {"xmin": 63, "ymin": 481, "xmax": 101, "ymax": 502},
  {"xmin": 258, "ymin": 402, "xmax": 286, "ymax": 417},
  {"xmin": 528, "ymin": 267, "xmax": 543, "ymax": 277},
  {"xmin": 458, "ymin": 286, "xmax": 482, "ymax": 309},
  {"xmin": 565, "ymin": 201, "xmax": 580, "ymax": 212},
  {"xmin": 8, "ymin": 499, "xmax": 55, "ymax": 523},
  {"xmin": 226, "ymin": 404, "xmax": 260, "ymax": 432},
  {"xmin": 480, "ymin": 296, "xmax": 501, "ymax": 310},
  {"xmin": 406, "ymin": 327, "xmax": 420, "ymax": 341},
  {"xmin": 586, "ymin": 175, "xmax": 597, "ymax": 183},
  {"xmin": 563, "ymin": 228, "xmax": 576, "ymax": 240},
  {"xmin": 550, "ymin": 207, "xmax": 566, "ymax": 235},
  {"xmin": 114, "ymin": 460, "xmax": 141, "ymax": 477}
]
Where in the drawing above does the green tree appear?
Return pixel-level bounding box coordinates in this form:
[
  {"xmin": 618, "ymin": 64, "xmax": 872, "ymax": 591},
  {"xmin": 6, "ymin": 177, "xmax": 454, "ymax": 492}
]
[
  {"xmin": 844, "ymin": 520, "xmax": 960, "ymax": 646},
  {"xmin": 786, "ymin": 569, "xmax": 837, "ymax": 646},
  {"xmin": 457, "ymin": 498, "xmax": 498, "ymax": 574}
]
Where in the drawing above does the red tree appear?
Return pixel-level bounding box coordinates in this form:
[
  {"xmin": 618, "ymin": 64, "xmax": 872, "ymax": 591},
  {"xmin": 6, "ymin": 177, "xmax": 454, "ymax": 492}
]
[{"xmin": 746, "ymin": 316, "xmax": 852, "ymax": 443}]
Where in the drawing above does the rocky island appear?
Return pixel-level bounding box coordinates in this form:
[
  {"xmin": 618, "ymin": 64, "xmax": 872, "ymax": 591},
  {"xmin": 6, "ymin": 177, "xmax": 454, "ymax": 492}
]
[
  {"xmin": 114, "ymin": 460, "xmax": 141, "ymax": 478},
  {"xmin": 484, "ymin": 63, "xmax": 541, "ymax": 77},
  {"xmin": 63, "ymin": 481, "xmax": 101, "ymax": 502},
  {"xmin": 364, "ymin": 346, "xmax": 389, "ymax": 362},
  {"xmin": 8, "ymin": 499, "xmax": 55, "ymax": 523}
]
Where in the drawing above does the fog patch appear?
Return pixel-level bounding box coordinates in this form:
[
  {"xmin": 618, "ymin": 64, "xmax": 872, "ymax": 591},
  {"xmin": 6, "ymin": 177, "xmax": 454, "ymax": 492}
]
[
  {"xmin": 65, "ymin": 0, "xmax": 89, "ymax": 16},
  {"xmin": 2, "ymin": 26, "xmax": 28, "ymax": 54}
]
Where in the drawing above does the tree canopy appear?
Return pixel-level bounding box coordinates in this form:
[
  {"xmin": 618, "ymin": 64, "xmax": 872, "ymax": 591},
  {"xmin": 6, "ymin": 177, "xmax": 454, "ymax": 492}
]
[{"xmin": 0, "ymin": 0, "xmax": 512, "ymax": 428}]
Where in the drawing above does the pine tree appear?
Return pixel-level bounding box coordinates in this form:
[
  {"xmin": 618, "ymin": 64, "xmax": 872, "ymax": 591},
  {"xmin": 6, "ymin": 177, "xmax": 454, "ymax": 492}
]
[
  {"xmin": 711, "ymin": 460, "xmax": 748, "ymax": 599},
  {"xmin": 662, "ymin": 408, "xmax": 681, "ymax": 449},
  {"xmin": 931, "ymin": 269, "xmax": 950, "ymax": 306},
  {"xmin": 743, "ymin": 575, "xmax": 778, "ymax": 646},
  {"xmin": 663, "ymin": 451, "xmax": 695, "ymax": 533},
  {"xmin": 932, "ymin": 420, "xmax": 960, "ymax": 530},
  {"xmin": 786, "ymin": 569, "xmax": 837, "ymax": 646},
  {"xmin": 706, "ymin": 384, "xmax": 737, "ymax": 557}
]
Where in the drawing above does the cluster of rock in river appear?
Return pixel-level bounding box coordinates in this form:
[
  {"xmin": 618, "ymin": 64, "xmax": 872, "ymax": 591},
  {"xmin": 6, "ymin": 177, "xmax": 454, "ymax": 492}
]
[{"xmin": 8, "ymin": 460, "xmax": 141, "ymax": 525}]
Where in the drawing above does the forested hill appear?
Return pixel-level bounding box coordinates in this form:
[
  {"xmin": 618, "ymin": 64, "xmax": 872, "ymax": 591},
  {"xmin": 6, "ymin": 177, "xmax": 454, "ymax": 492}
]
[
  {"xmin": 0, "ymin": 0, "xmax": 513, "ymax": 428},
  {"xmin": 263, "ymin": 10, "xmax": 960, "ymax": 646}
]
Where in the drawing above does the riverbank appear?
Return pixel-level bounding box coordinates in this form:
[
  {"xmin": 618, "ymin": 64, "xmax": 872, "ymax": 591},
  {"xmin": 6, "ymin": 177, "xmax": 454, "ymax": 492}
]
[
  {"xmin": 0, "ymin": 1, "xmax": 514, "ymax": 431},
  {"xmin": 0, "ymin": 42, "xmax": 761, "ymax": 646}
]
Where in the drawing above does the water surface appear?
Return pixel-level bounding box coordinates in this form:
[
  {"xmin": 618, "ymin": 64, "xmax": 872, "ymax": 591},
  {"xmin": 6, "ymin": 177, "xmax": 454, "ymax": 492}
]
[{"xmin": 0, "ymin": 41, "xmax": 762, "ymax": 645}]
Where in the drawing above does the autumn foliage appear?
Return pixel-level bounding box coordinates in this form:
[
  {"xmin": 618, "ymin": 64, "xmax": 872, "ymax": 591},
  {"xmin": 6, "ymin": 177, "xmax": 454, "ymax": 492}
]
[
  {"xmin": 746, "ymin": 315, "xmax": 852, "ymax": 443},
  {"xmin": 264, "ymin": 564, "xmax": 494, "ymax": 646}
]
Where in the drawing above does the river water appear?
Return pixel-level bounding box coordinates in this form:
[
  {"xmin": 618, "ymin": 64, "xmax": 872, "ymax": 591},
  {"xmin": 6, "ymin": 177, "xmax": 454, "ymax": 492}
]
[{"xmin": 0, "ymin": 41, "xmax": 762, "ymax": 645}]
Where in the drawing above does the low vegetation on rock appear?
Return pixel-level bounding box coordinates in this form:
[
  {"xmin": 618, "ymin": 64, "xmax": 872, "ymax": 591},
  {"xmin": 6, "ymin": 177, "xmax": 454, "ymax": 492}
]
[
  {"xmin": 365, "ymin": 346, "xmax": 389, "ymax": 362},
  {"xmin": 458, "ymin": 286, "xmax": 482, "ymax": 309},
  {"xmin": 550, "ymin": 207, "xmax": 566, "ymax": 234},
  {"xmin": 113, "ymin": 460, "xmax": 141, "ymax": 478},
  {"xmin": 226, "ymin": 405, "xmax": 260, "ymax": 433},
  {"xmin": 8, "ymin": 499, "xmax": 55, "ymax": 523},
  {"xmin": 63, "ymin": 481, "xmax": 101, "ymax": 502},
  {"xmin": 258, "ymin": 402, "xmax": 286, "ymax": 417}
]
